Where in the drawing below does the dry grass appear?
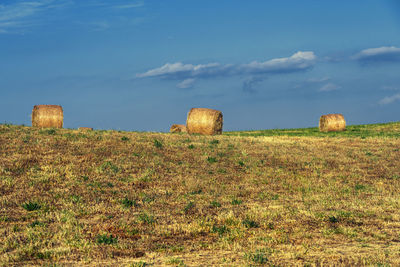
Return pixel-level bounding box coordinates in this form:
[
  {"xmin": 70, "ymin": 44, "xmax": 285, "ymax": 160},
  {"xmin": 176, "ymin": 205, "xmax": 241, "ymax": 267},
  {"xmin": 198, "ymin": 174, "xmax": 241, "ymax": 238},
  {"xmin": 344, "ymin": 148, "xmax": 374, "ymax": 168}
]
[
  {"xmin": 31, "ymin": 105, "xmax": 63, "ymax": 128},
  {"xmin": 170, "ymin": 124, "xmax": 187, "ymax": 133},
  {"xmin": 1, "ymin": 123, "xmax": 400, "ymax": 266},
  {"xmin": 78, "ymin": 127, "xmax": 94, "ymax": 131}
]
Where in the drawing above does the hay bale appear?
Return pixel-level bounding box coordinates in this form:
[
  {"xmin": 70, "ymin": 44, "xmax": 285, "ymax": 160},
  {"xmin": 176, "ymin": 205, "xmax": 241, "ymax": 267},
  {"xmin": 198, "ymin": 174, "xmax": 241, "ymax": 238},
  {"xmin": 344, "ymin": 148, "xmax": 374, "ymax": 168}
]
[
  {"xmin": 170, "ymin": 124, "xmax": 187, "ymax": 133},
  {"xmin": 78, "ymin": 127, "xmax": 93, "ymax": 131},
  {"xmin": 319, "ymin": 113, "xmax": 346, "ymax": 132},
  {"xmin": 186, "ymin": 108, "xmax": 223, "ymax": 135},
  {"xmin": 32, "ymin": 105, "xmax": 63, "ymax": 128}
]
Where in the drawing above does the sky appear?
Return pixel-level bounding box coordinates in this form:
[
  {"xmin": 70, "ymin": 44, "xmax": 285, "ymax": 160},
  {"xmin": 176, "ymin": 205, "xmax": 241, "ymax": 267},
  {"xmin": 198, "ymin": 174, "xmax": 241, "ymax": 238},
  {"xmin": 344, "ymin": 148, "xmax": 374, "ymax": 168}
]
[{"xmin": 1, "ymin": 0, "xmax": 400, "ymax": 132}]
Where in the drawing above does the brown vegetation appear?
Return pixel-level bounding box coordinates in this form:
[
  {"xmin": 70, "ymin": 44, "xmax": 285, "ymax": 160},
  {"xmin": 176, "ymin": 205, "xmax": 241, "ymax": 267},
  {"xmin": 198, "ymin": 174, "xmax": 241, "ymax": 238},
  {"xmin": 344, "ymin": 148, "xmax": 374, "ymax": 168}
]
[
  {"xmin": 78, "ymin": 127, "xmax": 93, "ymax": 131},
  {"xmin": 170, "ymin": 124, "xmax": 187, "ymax": 133},
  {"xmin": 0, "ymin": 123, "xmax": 399, "ymax": 266}
]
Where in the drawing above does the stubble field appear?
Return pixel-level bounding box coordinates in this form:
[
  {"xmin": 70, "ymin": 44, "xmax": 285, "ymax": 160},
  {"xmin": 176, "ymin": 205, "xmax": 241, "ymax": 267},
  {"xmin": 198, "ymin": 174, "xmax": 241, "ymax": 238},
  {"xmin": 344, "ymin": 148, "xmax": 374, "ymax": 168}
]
[{"xmin": 0, "ymin": 123, "xmax": 400, "ymax": 266}]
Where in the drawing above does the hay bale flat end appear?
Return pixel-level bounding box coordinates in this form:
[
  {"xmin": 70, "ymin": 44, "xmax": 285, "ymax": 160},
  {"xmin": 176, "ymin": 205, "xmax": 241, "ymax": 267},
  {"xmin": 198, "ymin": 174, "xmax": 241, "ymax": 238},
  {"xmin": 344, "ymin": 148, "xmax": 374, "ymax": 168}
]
[
  {"xmin": 32, "ymin": 105, "xmax": 63, "ymax": 128},
  {"xmin": 319, "ymin": 113, "xmax": 346, "ymax": 132}
]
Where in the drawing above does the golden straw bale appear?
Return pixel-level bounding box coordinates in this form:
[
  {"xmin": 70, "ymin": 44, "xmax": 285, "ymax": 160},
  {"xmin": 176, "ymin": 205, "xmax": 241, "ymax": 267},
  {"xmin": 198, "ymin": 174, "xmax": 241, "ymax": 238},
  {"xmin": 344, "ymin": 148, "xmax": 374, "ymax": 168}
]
[
  {"xmin": 319, "ymin": 113, "xmax": 346, "ymax": 132},
  {"xmin": 186, "ymin": 108, "xmax": 223, "ymax": 135},
  {"xmin": 170, "ymin": 124, "xmax": 187, "ymax": 133},
  {"xmin": 78, "ymin": 127, "xmax": 93, "ymax": 131},
  {"xmin": 32, "ymin": 105, "xmax": 63, "ymax": 128}
]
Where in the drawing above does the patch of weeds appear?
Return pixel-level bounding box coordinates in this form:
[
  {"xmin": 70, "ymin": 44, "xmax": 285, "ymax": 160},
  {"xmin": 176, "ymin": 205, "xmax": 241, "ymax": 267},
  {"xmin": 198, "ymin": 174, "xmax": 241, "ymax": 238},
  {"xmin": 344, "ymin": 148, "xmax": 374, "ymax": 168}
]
[
  {"xmin": 354, "ymin": 184, "xmax": 366, "ymax": 191},
  {"xmin": 96, "ymin": 234, "xmax": 118, "ymax": 245},
  {"xmin": 210, "ymin": 140, "xmax": 219, "ymax": 145},
  {"xmin": 106, "ymin": 182, "xmax": 114, "ymax": 187},
  {"xmin": 70, "ymin": 195, "xmax": 81, "ymax": 204},
  {"xmin": 210, "ymin": 200, "xmax": 221, "ymax": 208},
  {"xmin": 131, "ymin": 262, "xmax": 151, "ymax": 267},
  {"xmin": 207, "ymin": 157, "xmax": 217, "ymax": 163},
  {"xmin": 121, "ymin": 197, "xmax": 137, "ymax": 208},
  {"xmin": 238, "ymin": 160, "xmax": 245, "ymax": 167},
  {"xmin": 30, "ymin": 220, "xmax": 44, "ymax": 227},
  {"xmin": 22, "ymin": 201, "xmax": 41, "ymax": 211},
  {"xmin": 35, "ymin": 251, "xmax": 52, "ymax": 260},
  {"xmin": 189, "ymin": 188, "xmax": 202, "ymax": 195},
  {"xmin": 187, "ymin": 144, "xmax": 195, "ymax": 149},
  {"xmin": 22, "ymin": 136, "xmax": 30, "ymax": 143},
  {"xmin": 211, "ymin": 225, "xmax": 229, "ymax": 236},
  {"xmin": 138, "ymin": 213, "xmax": 155, "ymax": 225},
  {"xmin": 128, "ymin": 228, "xmax": 140, "ymax": 235},
  {"xmin": 141, "ymin": 193, "xmax": 155, "ymax": 203},
  {"xmin": 231, "ymin": 198, "xmax": 243, "ymax": 205},
  {"xmin": 81, "ymin": 175, "xmax": 89, "ymax": 182},
  {"xmin": 99, "ymin": 161, "xmax": 119, "ymax": 174},
  {"xmin": 267, "ymin": 222, "xmax": 275, "ymax": 230},
  {"xmin": 245, "ymin": 249, "xmax": 269, "ymax": 265},
  {"xmin": 40, "ymin": 129, "xmax": 56, "ymax": 135},
  {"xmin": 121, "ymin": 136, "xmax": 130, "ymax": 141},
  {"xmin": 242, "ymin": 218, "xmax": 259, "ymax": 228},
  {"xmin": 329, "ymin": 216, "xmax": 339, "ymax": 223},
  {"xmin": 0, "ymin": 216, "xmax": 10, "ymax": 222},
  {"xmin": 217, "ymin": 168, "xmax": 226, "ymax": 174},
  {"xmin": 154, "ymin": 139, "xmax": 163, "ymax": 149},
  {"xmin": 184, "ymin": 201, "xmax": 195, "ymax": 213},
  {"xmin": 166, "ymin": 257, "xmax": 185, "ymax": 266}
]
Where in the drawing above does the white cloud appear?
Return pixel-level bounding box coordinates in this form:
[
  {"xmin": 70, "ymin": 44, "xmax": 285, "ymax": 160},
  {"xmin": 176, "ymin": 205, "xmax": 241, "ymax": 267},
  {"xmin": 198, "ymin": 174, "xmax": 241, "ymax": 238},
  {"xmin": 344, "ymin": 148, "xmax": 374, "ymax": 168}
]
[
  {"xmin": 306, "ymin": 77, "xmax": 330, "ymax": 83},
  {"xmin": 353, "ymin": 46, "xmax": 400, "ymax": 62},
  {"xmin": 177, "ymin": 78, "xmax": 195, "ymax": 89},
  {"xmin": 136, "ymin": 62, "xmax": 223, "ymax": 78},
  {"xmin": 381, "ymin": 85, "xmax": 399, "ymax": 91},
  {"xmin": 241, "ymin": 51, "xmax": 316, "ymax": 73},
  {"xmin": 136, "ymin": 51, "xmax": 317, "ymax": 80},
  {"xmin": 379, "ymin": 93, "xmax": 400, "ymax": 105},
  {"xmin": 114, "ymin": 2, "xmax": 144, "ymax": 9},
  {"xmin": 319, "ymin": 83, "xmax": 340, "ymax": 92},
  {"xmin": 0, "ymin": 0, "xmax": 69, "ymax": 33}
]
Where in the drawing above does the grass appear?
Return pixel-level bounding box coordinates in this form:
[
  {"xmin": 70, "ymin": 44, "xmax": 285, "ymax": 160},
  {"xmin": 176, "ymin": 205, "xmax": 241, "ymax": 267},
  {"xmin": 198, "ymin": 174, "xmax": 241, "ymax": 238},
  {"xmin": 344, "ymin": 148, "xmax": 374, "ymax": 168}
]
[
  {"xmin": 0, "ymin": 122, "xmax": 399, "ymax": 266},
  {"xmin": 224, "ymin": 121, "xmax": 400, "ymax": 138}
]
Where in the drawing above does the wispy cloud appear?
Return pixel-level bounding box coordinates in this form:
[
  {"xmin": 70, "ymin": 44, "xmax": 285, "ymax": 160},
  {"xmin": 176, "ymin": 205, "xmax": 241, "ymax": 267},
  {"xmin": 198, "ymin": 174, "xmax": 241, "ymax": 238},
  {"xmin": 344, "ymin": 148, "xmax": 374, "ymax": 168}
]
[
  {"xmin": 242, "ymin": 77, "xmax": 264, "ymax": 94},
  {"xmin": 0, "ymin": 0, "xmax": 70, "ymax": 33},
  {"xmin": 306, "ymin": 77, "xmax": 330, "ymax": 83},
  {"xmin": 318, "ymin": 83, "xmax": 340, "ymax": 92},
  {"xmin": 353, "ymin": 46, "xmax": 400, "ymax": 63},
  {"xmin": 136, "ymin": 51, "xmax": 316, "ymax": 90},
  {"xmin": 381, "ymin": 85, "xmax": 399, "ymax": 91},
  {"xmin": 0, "ymin": 0, "xmax": 145, "ymax": 33},
  {"xmin": 177, "ymin": 78, "xmax": 195, "ymax": 89},
  {"xmin": 113, "ymin": 2, "xmax": 144, "ymax": 9},
  {"xmin": 379, "ymin": 93, "xmax": 400, "ymax": 105}
]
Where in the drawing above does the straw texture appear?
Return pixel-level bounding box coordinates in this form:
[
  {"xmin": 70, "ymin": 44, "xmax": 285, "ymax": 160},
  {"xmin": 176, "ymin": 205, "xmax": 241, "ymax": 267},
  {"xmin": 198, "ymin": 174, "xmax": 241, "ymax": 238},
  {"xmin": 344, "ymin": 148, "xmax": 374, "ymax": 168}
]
[
  {"xmin": 170, "ymin": 124, "xmax": 187, "ymax": 133},
  {"xmin": 319, "ymin": 114, "xmax": 346, "ymax": 132},
  {"xmin": 32, "ymin": 105, "xmax": 63, "ymax": 128},
  {"xmin": 186, "ymin": 108, "xmax": 223, "ymax": 135}
]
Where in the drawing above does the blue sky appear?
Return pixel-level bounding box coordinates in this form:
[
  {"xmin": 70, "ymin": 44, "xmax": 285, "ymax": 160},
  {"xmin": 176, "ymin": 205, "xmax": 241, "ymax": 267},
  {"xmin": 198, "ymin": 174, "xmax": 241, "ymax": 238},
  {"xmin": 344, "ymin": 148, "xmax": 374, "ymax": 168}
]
[{"xmin": 1, "ymin": 0, "xmax": 400, "ymax": 131}]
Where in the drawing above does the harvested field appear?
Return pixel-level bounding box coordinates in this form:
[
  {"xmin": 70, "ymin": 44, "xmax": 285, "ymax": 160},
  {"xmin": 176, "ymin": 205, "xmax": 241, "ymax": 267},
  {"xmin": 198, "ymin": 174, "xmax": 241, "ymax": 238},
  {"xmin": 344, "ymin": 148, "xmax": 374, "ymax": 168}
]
[{"xmin": 0, "ymin": 122, "xmax": 399, "ymax": 266}]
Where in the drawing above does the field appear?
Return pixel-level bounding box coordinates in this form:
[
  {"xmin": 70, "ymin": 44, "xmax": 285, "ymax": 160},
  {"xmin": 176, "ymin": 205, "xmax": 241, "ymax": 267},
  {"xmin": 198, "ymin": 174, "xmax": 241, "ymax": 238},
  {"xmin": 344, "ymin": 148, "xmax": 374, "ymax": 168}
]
[{"xmin": 1, "ymin": 122, "xmax": 400, "ymax": 266}]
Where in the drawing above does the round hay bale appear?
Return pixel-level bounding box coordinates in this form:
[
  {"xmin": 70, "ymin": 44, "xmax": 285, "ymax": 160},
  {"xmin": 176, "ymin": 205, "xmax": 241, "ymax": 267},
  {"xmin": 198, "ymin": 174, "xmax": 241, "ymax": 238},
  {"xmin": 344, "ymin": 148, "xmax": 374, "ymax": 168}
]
[
  {"xmin": 319, "ymin": 113, "xmax": 346, "ymax": 132},
  {"xmin": 32, "ymin": 105, "xmax": 63, "ymax": 128},
  {"xmin": 78, "ymin": 127, "xmax": 93, "ymax": 131},
  {"xmin": 170, "ymin": 124, "xmax": 187, "ymax": 133},
  {"xmin": 186, "ymin": 108, "xmax": 223, "ymax": 135}
]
